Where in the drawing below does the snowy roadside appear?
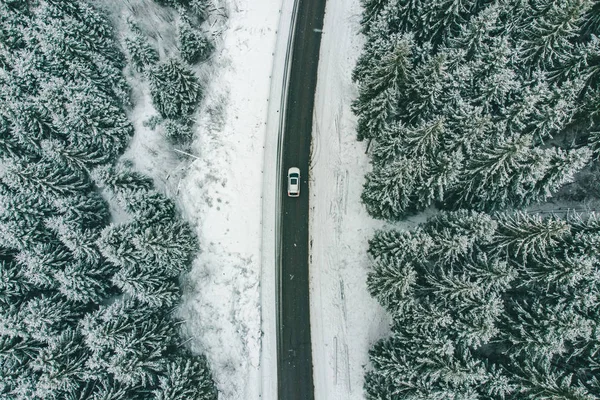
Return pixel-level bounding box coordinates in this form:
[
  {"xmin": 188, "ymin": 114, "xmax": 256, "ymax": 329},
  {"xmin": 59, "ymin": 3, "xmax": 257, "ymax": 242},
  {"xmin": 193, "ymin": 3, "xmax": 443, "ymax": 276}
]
[
  {"xmin": 309, "ymin": 0, "xmax": 422, "ymax": 398},
  {"xmin": 174, "ymin": 1, "xmax": 282, "ymax": 398}
]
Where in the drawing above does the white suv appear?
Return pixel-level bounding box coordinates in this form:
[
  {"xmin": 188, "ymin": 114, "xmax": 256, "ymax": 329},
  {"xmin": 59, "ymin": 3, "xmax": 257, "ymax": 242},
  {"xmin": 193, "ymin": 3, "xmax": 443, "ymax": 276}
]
[{"xmin": 287, "ymin": 167, "xmax": 300, "ymax": 197}]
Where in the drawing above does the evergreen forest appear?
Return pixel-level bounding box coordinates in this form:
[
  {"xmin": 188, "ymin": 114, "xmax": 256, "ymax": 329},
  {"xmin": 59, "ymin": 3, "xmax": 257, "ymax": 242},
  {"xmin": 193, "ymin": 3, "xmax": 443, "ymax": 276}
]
[
  {"xmin": 0, "ymin": 0, "xmax": 217, "ymax": 398},
  {"xmin": 354, "ymin": 0, "xmax": 600, "ymax": 398}
]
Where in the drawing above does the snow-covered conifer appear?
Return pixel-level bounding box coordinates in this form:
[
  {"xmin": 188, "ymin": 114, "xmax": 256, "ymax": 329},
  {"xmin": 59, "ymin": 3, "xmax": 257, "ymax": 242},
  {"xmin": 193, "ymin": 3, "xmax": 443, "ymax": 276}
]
[
  {"xmin": 361, "ymin": 156, "xmax": 422, "ymax": 219},
  {"xmin": 513, "ymin": 359, "xmax": 596, "ymax": 399},
  {"xmin": 178, "ymin": 14, "xmax": 213, "ymax": 64},
  {"xmin": 15, "ymin": 242, "xmax": 71, "ymax": 290},
  {"xmin": 40, "ymin": 139, "xmax": 110, "ymax": 173},
  {"xmin": 148, "ymin": 57, "xmax": 202, "ymax": 119},
  {"xmin": 519, "ymin": 0, "xmax": 592, "ymax": 68},
  {"xmin": 30, "ymin": 329, "xmax": 89, "ymax": 399},
  {"xmin": 163, "ymin": 118, "xmax": 194, "ymax": 143},
  {"xmin": 124, "ymin": 20, "xmax": 159, "ymax": 73},
  {"xmin": 91, "ymin": 164, "xmax": 153, "ymax": 197},
  {"xmin": 51, "ymin": 192, "xmax": 110, "ymax": 230},
  {"xmin": 131, "ymin": 220, "xmax": 197, "ymax": 272},
  {"xmin": 21, "ymin": 294, "xmax": 83, "ymax": 343},
  {"xmin": 0, "ymin": 158, "xmax": 91, "ymax": 200},
  {"xmin": 54, "ymin": 260, "xmax": 112, "ymax": 304},
  {"xmin": 45, "ymin": 216, "xmax": 102, "ymax": 265},
  {"xmin": 97, "ymin": 223, "xmax": 139, "ymax": 268},
  {"xmin": 494, "ymin": 212, "xmax": 571, "ymax": 259},
  {"xmin": 154, "ymin": 355, "xmax": 218, "ymax": 400},
  {"xmin": 108, "ymin": 189, "xmax": 176, "ymax": 227},
  {"xmin": 352, "ymin": 33, "xmax": 413, "ymax": 140},
  {"xmin": 367, "ymin": 256, "xmax": 417, "ymax": 312}
]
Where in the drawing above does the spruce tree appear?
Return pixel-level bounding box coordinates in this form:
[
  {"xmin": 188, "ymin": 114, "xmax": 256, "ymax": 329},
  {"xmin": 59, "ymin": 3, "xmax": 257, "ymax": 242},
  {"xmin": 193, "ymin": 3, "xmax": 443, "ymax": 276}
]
[
  {"xmin": 154, "ymin": 355, "xmax": 218, "ymax": 400},
  {"xmin": 361, "ymin": 156, "xmax": 422, "ymax": 219},
  {"xmin": 518, "ymin": 0, "xmax": 592, "ymax": 68},
  {"xmin": 148, "ymin": 57, "xmax": 202, "ymax": 119},
  {"xmin": 124, "ymin": 19, "xmax": 159, "ymax": 73},
  {"xmin": 178, "ymin": 14, "xmax": 213, "ymax": 64}
]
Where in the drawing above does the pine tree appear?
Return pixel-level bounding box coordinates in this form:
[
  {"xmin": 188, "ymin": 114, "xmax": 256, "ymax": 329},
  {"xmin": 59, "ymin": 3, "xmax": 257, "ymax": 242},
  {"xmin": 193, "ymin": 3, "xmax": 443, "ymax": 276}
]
[
  {"xmin": 51, "ymin": 192, "xmax": 110, "ymax": 230},
  {"xmin": 154, "ymin": 355, "xmax": 218, "ymax": 400},
  {"xmin": 367, "ymin": 256, "xmax": 417, "ymax": 312},
  {"xmin": 582, "ymin": 0, "xmax": 600, "ymax": 37},
  {"xmin": 549, "ymin": 36, "xmax": 600, "ymax": 85},
  {"xmin": 8, "ymin": 101, "xmax": 56, "ymax": 156},
  {"xmin": 358, "ymin": 0, "xmax": 390, "ymax": 33},
  {"xmin": 97, "ymin": 223, "xmax": 139, "ymax": 268},
  {"xmin": 120, "ymin": 190, "xmax": 176, "ymax": 226},
  {"xmin": 518, "ymin": 0, "xmax": 592, "ymax": 68},
  {"xmin": 0, "ymin": 117, "xmax": 20, "ymax": 159},
  {"xmin": 367, "ymin": 228, "xmax": 430, "ymax": 263},
  {"xmin": 513, "ymin": 359, "xmax": 596, "ymax": 399},
  {"xmin": 403, "ymin": 51, "xmax": 450, "ymax": 123},
  {"xmin": 124, "ymin": 19, "xmax": 159, "ymax": 73},
  {"xmin": 0, "ymin": 188, "xmax": 55, "ymax": 229},
  {"xmin": 40, "ymin": 139, "xmax": 110, "ymax": 173},
  {"xmin": 370, "ymin": 121, "xmax": 405, "ymax": 166},
  {"xmin": 0, "ymin": 158, "xmax": 91, "ymax": 200},
  {"xmin": 494, "ymin": 212, "xmax": 571, "ymax": 259},
  {"xmin": 163, "ymin": 118, "xmax": 194, "ymax": 143},
  {"xmin": 449, "ymin": 134, "xmax": 545, "ymax": 210},
  {"xmin": 446, "ymin": 3, "xmax": 502, "ymax": 59},
  {"xmin": 469, "ymin": 37, "xmax": 521, "ymax": 112},
  {"xmin": 21, "ymin": 294, "xmax": 84, "ymax": 343},
  {"xmin": 419, "ymin": 0, "xmax": 487, "ymax": 45},
  {"xmin": 45, "ymin": 216, "xmax": 102, "ymax": 265},
  {"xmin": 111, "ymin": 264, "xmax": 179, "ymax": 308},
  {"xmin": 0, "ymin": 258, "xmax": 33, "ymax": 308},
  {"xmin": 361, "ymin": 156, "xmax": 423, "ymax": 219},
  {"xmin": 148, "ymin": 58, "xmax": 202, "ymax": 119},
  {"xmin": 178, "ymin": 14, "xmax": 213, "ymax": 64},
  {"xmin": 15, "ymin": 242, "xmax": 71, "ymax": 290},
  {"xmin": 91, "ymin": 164, "xmax": 154, "ymax": 196},
  {"xmin": 352, "ymin": 33, "xmax": 413, "ymax": 140},
  {"xmin": 59, "ymin": 87, "xmax": 133, "ymax": 158},
  {"xmin": 80, "ymin": 299, "xmax": 178, "ymax": 387},
  {"xmin": 30, "ymin": 329, "xmax": 89, "ymax": 399},
  {"xmin": 131, "ymin": 220, "xmax": 197, "ymax": 273},
  {"xmin": 423, "ymin": 209, "xmax": 497, "ymax": 249},
  {"xmin": 53, "ymin": 260, "xmax": 112, "ymax": 304},
  {"xmin": 530, "ymin": 146, "xmax": 592, "ymax": 200}
]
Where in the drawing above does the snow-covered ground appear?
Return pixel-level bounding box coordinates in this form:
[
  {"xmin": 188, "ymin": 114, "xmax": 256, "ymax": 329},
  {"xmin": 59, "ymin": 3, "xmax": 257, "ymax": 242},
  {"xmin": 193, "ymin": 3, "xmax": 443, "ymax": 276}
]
[
  {"xmin": 309, "ymin": 0, "xmax": 391, "ymax": 397},
  {"xmin": 101, "ymin": 0, "xmax": 407, "ymax": 398}
]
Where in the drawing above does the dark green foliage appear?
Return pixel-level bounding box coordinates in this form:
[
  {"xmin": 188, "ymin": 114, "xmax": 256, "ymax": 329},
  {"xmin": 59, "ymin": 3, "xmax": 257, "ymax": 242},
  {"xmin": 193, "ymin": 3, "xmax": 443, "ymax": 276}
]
[
  {"xmin": 0, "ymin": 1, "xmax": 217, "ymax": 398},
  {"xmin": 163, "ymin": 118, "xmax": 194, "ymax": 143},
  {"xmin": 111, "ymin": 264, "xmax": 181, "ymax": 308},
  {"xmin": 124, "ymin": 20, "xmax": 159, "ymax": 73},
  {"xmin": 365, "ymin": 211, "xmax": 600, "ymax": 399},
  {"xmin": 178, "ymin": 15, "xmax": 213, "ymax": 64},
  {"xmin": 52, "ymin": 192, "xmax": 110, "ymax": 230},
  {"xmin": 153, "ymin": 0, "xmax": 192, "ymax": 7},
  {"xmin": 92, "ymin": 164, "xmax": 154, "ymax": 194},
  {"xmin": 354, "ymin": 0, "xmax": 600, "ymax": 218},
  {"xmin": 153, "ymin": 355, "xmax": 218, "ymax": 400},
  {"xmin": 517, "ymin": 0, "xmax": 592, "ymax": 68},
  {"xmin": 188, "ymin": 0, "xmax": 210, "ymax": 21},
  {"xmin": 148, "ymin": 57, "xmax": 202, "ymax": 119}
]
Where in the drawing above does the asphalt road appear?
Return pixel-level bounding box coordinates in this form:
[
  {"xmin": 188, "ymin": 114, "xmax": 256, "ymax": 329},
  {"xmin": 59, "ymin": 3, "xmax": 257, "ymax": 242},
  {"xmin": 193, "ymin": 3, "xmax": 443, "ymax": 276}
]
[{"xmin": 278, "ymin": 0, "xmax": 326, "ymax": 398}]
